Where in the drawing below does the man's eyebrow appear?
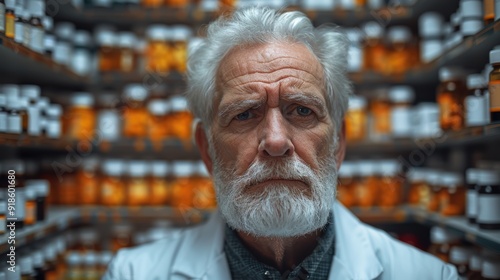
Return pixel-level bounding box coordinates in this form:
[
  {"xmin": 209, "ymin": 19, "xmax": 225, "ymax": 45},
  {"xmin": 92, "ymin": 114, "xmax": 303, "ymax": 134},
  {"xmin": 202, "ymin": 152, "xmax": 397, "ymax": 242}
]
[
  {"xmin": 283, "ymin": 93, "xmax": 327, "ymax": 115},
  {"xmin": 218, "ymin": 99, "xmax": 264, "ymax": 119}
]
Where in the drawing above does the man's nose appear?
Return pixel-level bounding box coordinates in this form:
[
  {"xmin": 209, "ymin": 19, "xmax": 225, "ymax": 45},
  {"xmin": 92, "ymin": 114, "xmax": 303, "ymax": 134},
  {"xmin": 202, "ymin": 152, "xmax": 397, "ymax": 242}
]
[{"xmin": 258, "ymin": 109, "xmax": 294, "ymax": 157}]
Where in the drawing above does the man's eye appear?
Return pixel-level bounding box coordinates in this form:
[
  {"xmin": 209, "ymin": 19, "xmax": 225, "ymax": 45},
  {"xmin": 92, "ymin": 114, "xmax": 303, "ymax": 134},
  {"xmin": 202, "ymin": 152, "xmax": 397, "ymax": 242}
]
[
  {"xmin": 235, "ymin": 111, "xmax": 251, "ymax": 120},
  {"xmin": 297, "ymin": 106, "xmax": 312, "ymax": 116}
]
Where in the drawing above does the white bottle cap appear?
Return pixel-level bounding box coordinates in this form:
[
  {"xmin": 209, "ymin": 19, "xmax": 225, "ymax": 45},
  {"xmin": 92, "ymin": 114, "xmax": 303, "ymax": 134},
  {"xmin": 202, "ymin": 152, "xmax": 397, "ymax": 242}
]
[
  {"xmin": 43, "ymin": 243, "xmax": 57, "ymax": 262},
  {"xmin": 440, "ymin": 172, "xmax": 464, "ymax": 187},
  {"xmin": 2, "ymin": 84, "xmax": 20, "ymax": 101},
  {"xmin": 95, "ymin": 25, "xmax": 116, "ymax": 47},
  {"xmin": 46, "ymin": 104, "xmax": 62, "ymax": 117},
  {"xmin": 148, "ymin": 100, "xmax": 169, "ymax": 116},
  {"xmin": 407, "ymin": 168, "xmax": 429, "ymax": 183},
  {"xmin": 482, "ymin": 257, "xmax": 500, "ymax": 278},
  {"xmin": 469, "ymin": 251, "xmax": 482, "ymax": 271},
  {"xmin": 151, "ymin": 161, "xmax": 169, "ymax": 177},
  {"xmin": 339, "ymin": 161, "xmax": 355, "ymax": 178},
  {"xmin": 32, "ymin": 250, "xmax": 44, "ymax": 268},
  {"xmin": 118, "ymin": 32, "xmax": 136, "ymax": 49},
  {"xmin": 430, "ymin": 226, "xmax": 460, "ymax": 244},
  {"xmin": 0, "ymin": 94, "xmax": 6, "ymax": 106},
  {"xmin": 26, "ymin": 179, "xmax": 50, "ymax": 197},
  {"xmin": 466, "ymin": 168, "xmax": 481, "ymax": 184},
  {"xmin": 439, "ymin": 66, "xmax": 465, "ymax": 81},
  {"xmin": 201, "ymin": 0, "xmax": 218, "ymax": 11},
  {"xmin": 83, "ymin": 252, "xmax": 98, "ymax": 266},
  {"xmin": 388, "ymin": 26, "xmax": 412, "ymax": 43},
  {"xmin": 363, "ymin": 21, "xmax": 384, "ymax": 39},
  {"xmin": 42, "ymin": 16, "xmax": 53, "ymax": 31},
  {"xmin": 169, "ymin": 96, "xmax": 188, "ymax": 112},
  {"xmin": 147, "ymin": 25, "xmax": 167, "ymax": 41},
  {"xmin": 25, "ymin": 186, "xmax": 37, "ymax": 200},
  {"xmin": 128, "ymin": 160, "xmax": 148, "ymax": 177},
  {"xmin": 345, "ymin": 28, "xmax": 363, "ymax": 44},
  {"xmin": 5, "ymin": 0, "xmax": 15, "ymax": 9},
  {"xmin": 449, "ymin": 246, "xmax": 473, "ymax": 265},
  {"xmin": 477, "ymin": 169, "xmax": 500, "ymax": 185},
  {"xmin": 124, "ymin": 84, "xmax": 148, "ymax": 101},
  {"xmin": 28, "ymin": 0, "xmax": 45, "ymax": 18},
  {"xmin": 71, "ymin": 92, "xmax": 94, "ymax": 107},
  {"xmin": 461, "ymin": 19, "xmax": 484, "ymax": 36},
  {"xmin": 357, "ymin": 160, "xmax": 375, "ymax": 177},
  {"xmin": 55, "ymin": 22, "xmax": 76, "ymax": 41},
  {"xmin": 467, "ymin": 74, "xmax": 486, "ymax": 89},
  {"xmin": 100, "ymin": 251, "xmax": 114, "ymax": 265},
  {"xmin": 376, "ymin": 160, "xmax": 400, "ymax": 177},
  {"xmin": 489, "ymin": 47, "xmax": 500, "ymax": 64},
  {"xmin": 460, "ymin": 0, "xmax": 483, "ymax": 18},
  {"xmin": 103, "ymin": 159, "xmax": 124, "ymax": 177},
  {"xmin": 419, "ymin": 12, "xmax": 444, "ymax": 38},
  {"xmin": 426, "ymin": 170, "xmax": 443, "ymax": 186},
  {"xmin": 74, "ymin": 30, "xmax": 92, "ymax": 47},
  {"xmin": 348, "ymin": 95, "xmax": 367, "ymax": 110},
  {"xmin": 20, "ymin": 85, "xmax": 41, "ymax": 99},
  {"xmin": 19, "ymin": 256, "xmax": 34, "ymax": 274},
  {"xmin": 173, "ymin": 161, "xmax": 194, "ymax": 177},
  {"xmin": 420, "ymin": 39, "xmax": 443, "ymax": 63},
  {"xmin": 389, "ymin": 86, "xmax": 415, "ymax": 103},
  {"xmin": 65, "ymin": 252, "xmax": 82, "ymax": 266},
  {"xmin": 172, "ymin": 25, "xmax": 192, "ymax": 41}
]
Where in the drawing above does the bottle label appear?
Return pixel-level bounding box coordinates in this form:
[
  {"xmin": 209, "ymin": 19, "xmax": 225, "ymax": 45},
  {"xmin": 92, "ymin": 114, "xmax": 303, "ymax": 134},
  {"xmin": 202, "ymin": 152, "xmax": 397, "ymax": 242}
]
[
  {"xmin": 5, "ymin": 14, "xmax": 14, "ymax": 38},
  {"xmin": 0, "ymin": 4, "xmax": 5, "ymax": 32},
  {"xmin": 465, "ymin": 95, "xmax": 488, "ymax": 126},
  {"xmin": 30, "ymin": 26, "xmax": 44, "ymax": 53},
  {"xmin": 466, "ymin": 189, "xmax": 477, "ymax": 218},
  {"xmin": 0, "ymin": 112, "xmax": 7, "ymax": 132},
  {"xmin": 46, "ymin": 120, "xmax": 61, "ymax": 139},
  {"xmin": 391, "ymin": 107, "xmax": 412, "ymax": 136},
  {"xmin": 7, "ymin": 114, "xmax": 21, "ymax": 134},
  {"xmin": 14, "ymin": 21, "xmax": 23, "ymax": 43},
  {"xmin": 485, "ymin": 0, "xmax": 495, "ymax": 18},
  {"xmin": 489, "ymin": 80, "xmax": 500, "ymax": 112},
  {"xmin": 477, "ymin": 194, "xmax": 500, "ymax": 223}
]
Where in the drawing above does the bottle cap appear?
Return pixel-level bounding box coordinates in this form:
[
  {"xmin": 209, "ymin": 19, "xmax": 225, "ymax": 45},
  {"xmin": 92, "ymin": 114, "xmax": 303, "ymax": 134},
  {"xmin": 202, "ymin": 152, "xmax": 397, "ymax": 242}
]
[
  {"xmin": 147, "ymin": 25, "xmax": 167, "ymax": 41},
  {"xmin": 173, "ymin": 161, "xmax": 194, "ymax": 177},
  {"xmin": 477, "ymin": 169, "xmax": 500, "ymax": 185},
  {"xmin": 449, "ymin": 246, "xmax": 473, "ymax": 265},
  {"xmin": 123, "ymin": 84, "xmax": 148, "ymax": 101},
  {"xmin": 100, "ymin": 251, "xmax": 114, "ymax": 265},
  {"xmin": 169, "ymin": 96, "xmax": 188, "ymax": 112},
  {"xmin": 172, "ymin": 25, "xmax": 192, "ymax": 41},
  {"xmin": 83, "ymin": 252, "xmax": 98, "ymax": 266},
  {"xmin": 482, "ymin": 257, "xmax": 500, "ymax": 278},
  {"xmin": 5, "ymin": 0, "xmax": 15, "ymax": 9},
  {"xmin": 42, "ymin": 16, "xmax": 53, "ymax": 31},
  {"xmin": 55, "ymin": 237, "xmax": 66, "ymax": 254},
  {"xmin": 388, "ymin": 26, "xmax": 412, "ymax": 43},
  {"xmin": 461, "ymin": 19, "xmax": 483, "ymax": 36},
  {"xmin": 376, "ymin": 160, "xmax": 400, "ymax": 177},
  {"xmin": 388, "ymin": 86, "xmax": 415, "ymax": 103},
  {"xmin": 426, "ymin": 170, "xmax": 443, "ymax": 186},
  {"xmin": 20, "ymin": 85, "xmax": 41, "ymax": 100},
  {"xmin": 467, "ymin": 74, "xmax": 486, "ymax": 89},
  {"xmin": 128, "ymin": 160, "xmax": 148, "ymax": 177},
  {"xmin": 32, "ymin": 250, "xmax": 44, "ymax": 268},
  {"xmin": 118, "ymin": 32, "xmax": 136, "ymax": 48},
  {"xmin": 19, "ymin": 256, "xmax": 34, "ymax": 274},
  {"xmin": 2, "ymin": 84, "xmax": 20, "ymax": 102},
  {"xmin": 55, "ymin": 22, "xmax": 76, "ymax": 41},
  {"xmin": 103, "ymin": 159, "xmax": 124, "ymax": 177},
  {"xmin": 0, "ymin": 94, "xmax": 6, "ymax": 106},
  {"xmin": 74, "ymin": 30, "xmax": 92, "ymax": 47},
  {"xmin": 65, "ymin": 252, "xmax": 82, "ymax": 266},
  {"xmin": 440, "ymin": 172, "xmax": 464, "ymax": 187},
  {"xmin": 345, "ymin": 28, "xmax": 363, "ymax": 44},
  {"xmin": 15, "ymin": 4, "xmax": 23, "ymax": 15},
  {"xmin": 43, "ymin": 243, "xmax": 57, "ymax": 262},
  {"xmin": 362, "ymin": 21, "xmax": 384, "ymax": 39},
  {"xmin": 201, "ymin": 0, "xmax": 218, "ymax": 11},
  {"xmin": 339, "ymin": 161, "xmax": 355, "ymax": 178},
  {"xmin": 151, "ymin": 161, "xmax": 169, "ymax": 177},
  {"xmin": 0, "ymin": 201, "xmax": 6, "ymax": 214},
  {"xmin": 469, "ymin": 251, "xmax": 482, "ymax": 271},
  {"xmin": 148, "ymin": 100, "xmax": 169, "ymax": 116},
  {"xmin": 489, "ymin": 47, "xmax": 500, "ymax": 64},
  {"xmin": 95, "ymin": 25, "xmax": 116, "ymax": 46},
  {"xmin": 419, "ymin": 12, "xmax": 443, "ymax": 38},
  {"xmin": 46, "ymin": 104, "xmax": 62, "ymax": 117},
  {"xmin": 439, "ymin": 66, "xmax": 465, "ymax": 81},
  {"xmin": 466, "ymin": 168, "xmax": 481, "ymax": 184},
  {"xmin": 367, "ymin": 0, "xmax": 384, "ymax": 9},
  {"xmin": 357, "ymin": 160, "xmax": 375, "ymax": 177},
  {"xmin": 407, "ymin": 168, "xmax": 429, "ymax": 183},
  {"xmin": 25, "ymin": 186, "xmax": 37, "ymax": 200},
  {"xmin": 28, "ymin": 0, "xmax": 45, "ymax": 17},
  {"xmin": 420, "ymin": 39, "xmax": 443, "ymax": 63},
  {"xmin": 348, "ymin": 95, "xmax": 367, "ymax": 110},
  {"xmin": 71, "ymin": 92, "xmax": 94, "ymax": 107},
  {"xmin": 196, "ymin": 161, "xmax": 210, "ymax": 177},
  {"xmin": 460, "ymin": 0, "xmax": 483, "ymax": 18},
  {"xmin": 430, "ymin": 226, "xmax": 460, "ymax": 244}
]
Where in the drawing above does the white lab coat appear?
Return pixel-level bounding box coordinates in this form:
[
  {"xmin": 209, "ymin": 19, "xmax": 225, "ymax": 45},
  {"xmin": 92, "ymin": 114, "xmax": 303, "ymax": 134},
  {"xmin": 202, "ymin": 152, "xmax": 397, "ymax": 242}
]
[{"xmin": 103, "ymin": 202, "xmax": 459, "ymax": 280}]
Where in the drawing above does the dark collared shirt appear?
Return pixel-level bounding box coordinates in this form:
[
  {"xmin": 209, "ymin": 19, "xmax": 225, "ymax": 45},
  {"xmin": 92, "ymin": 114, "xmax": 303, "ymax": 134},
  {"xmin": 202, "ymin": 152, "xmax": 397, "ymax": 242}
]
[{"xmin": 223, "ymin": 216, "xmax": 335, "ymax": 280}]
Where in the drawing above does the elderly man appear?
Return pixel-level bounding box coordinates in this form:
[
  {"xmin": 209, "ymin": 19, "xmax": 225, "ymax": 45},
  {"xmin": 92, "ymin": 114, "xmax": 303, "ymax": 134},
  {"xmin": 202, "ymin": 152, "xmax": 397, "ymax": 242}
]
[{"xmin": 104, "ymin": 7, "xmax": 458, "ymax": 280}]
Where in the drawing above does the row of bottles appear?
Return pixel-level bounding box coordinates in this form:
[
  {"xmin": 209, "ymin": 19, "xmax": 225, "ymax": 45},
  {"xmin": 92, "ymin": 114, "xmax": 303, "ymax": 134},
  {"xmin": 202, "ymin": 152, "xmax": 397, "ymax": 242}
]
[
  {"xmin": 44, "ymin": 158, "xmax": 216, "ymax": 209},
  {"xmin": 428, "ymin": 226, "xmax": 500, "ymax": 279},
  {"xmin": 0, "ymin": 84, "xmax": 62, "ymax": 139},
  {"xmin": 63, "ymin": 85, "xmax": 193, "ymax": 145}
]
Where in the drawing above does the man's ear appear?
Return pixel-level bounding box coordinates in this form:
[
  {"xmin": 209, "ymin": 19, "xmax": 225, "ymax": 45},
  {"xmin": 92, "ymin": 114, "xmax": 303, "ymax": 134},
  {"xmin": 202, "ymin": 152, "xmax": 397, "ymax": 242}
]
[
  {"xmin": 336, "ymin": 122, "xmax": 346, "ymax": 169},
  {"xmin": 194, "ymin": 121, "xmax": 213, "ymax": 175}
]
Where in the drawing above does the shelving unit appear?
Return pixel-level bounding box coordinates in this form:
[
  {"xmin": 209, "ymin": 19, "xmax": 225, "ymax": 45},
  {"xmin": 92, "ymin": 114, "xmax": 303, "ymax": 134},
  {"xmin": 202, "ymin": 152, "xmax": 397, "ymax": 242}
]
[
  {"xmin": 0, "ymin": 35, "xmax": 87, "ymax": 89},
  {"xmin": 93, "ymin": 138, "xmax": 200, "ymax": 159}
]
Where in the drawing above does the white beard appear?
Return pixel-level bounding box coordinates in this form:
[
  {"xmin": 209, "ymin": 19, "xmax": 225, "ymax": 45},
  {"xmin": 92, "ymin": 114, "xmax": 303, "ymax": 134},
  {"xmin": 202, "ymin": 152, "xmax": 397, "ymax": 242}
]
[{"xmin": 211, "ymin": 142, "xmax": 338, "ymax": 238}]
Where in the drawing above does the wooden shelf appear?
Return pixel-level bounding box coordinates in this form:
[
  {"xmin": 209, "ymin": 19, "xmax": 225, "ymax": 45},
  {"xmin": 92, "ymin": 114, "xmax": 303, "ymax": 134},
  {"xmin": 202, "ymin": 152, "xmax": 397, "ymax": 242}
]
[{"xmin": 0, "ymin": 35, "xmax": 88, "ymax": 89}]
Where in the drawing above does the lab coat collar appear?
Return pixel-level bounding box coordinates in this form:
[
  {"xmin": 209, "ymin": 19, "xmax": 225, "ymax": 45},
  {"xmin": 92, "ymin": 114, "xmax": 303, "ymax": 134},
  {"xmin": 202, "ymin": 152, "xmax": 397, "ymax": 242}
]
[
  {"xmin": 329, "ymin": 202, "xmax": 384, "ymax": 280},
  {"xmin": 171, "ymin": 202, "xmax": 383, "ymax": 280}
]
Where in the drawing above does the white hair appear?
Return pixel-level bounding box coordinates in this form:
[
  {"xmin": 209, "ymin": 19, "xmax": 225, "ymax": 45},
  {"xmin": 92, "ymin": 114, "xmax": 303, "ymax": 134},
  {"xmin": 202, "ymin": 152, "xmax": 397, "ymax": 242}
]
[{"xmin": 185, "ymin": 6, "xmax": 352, "ymax": 131}]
